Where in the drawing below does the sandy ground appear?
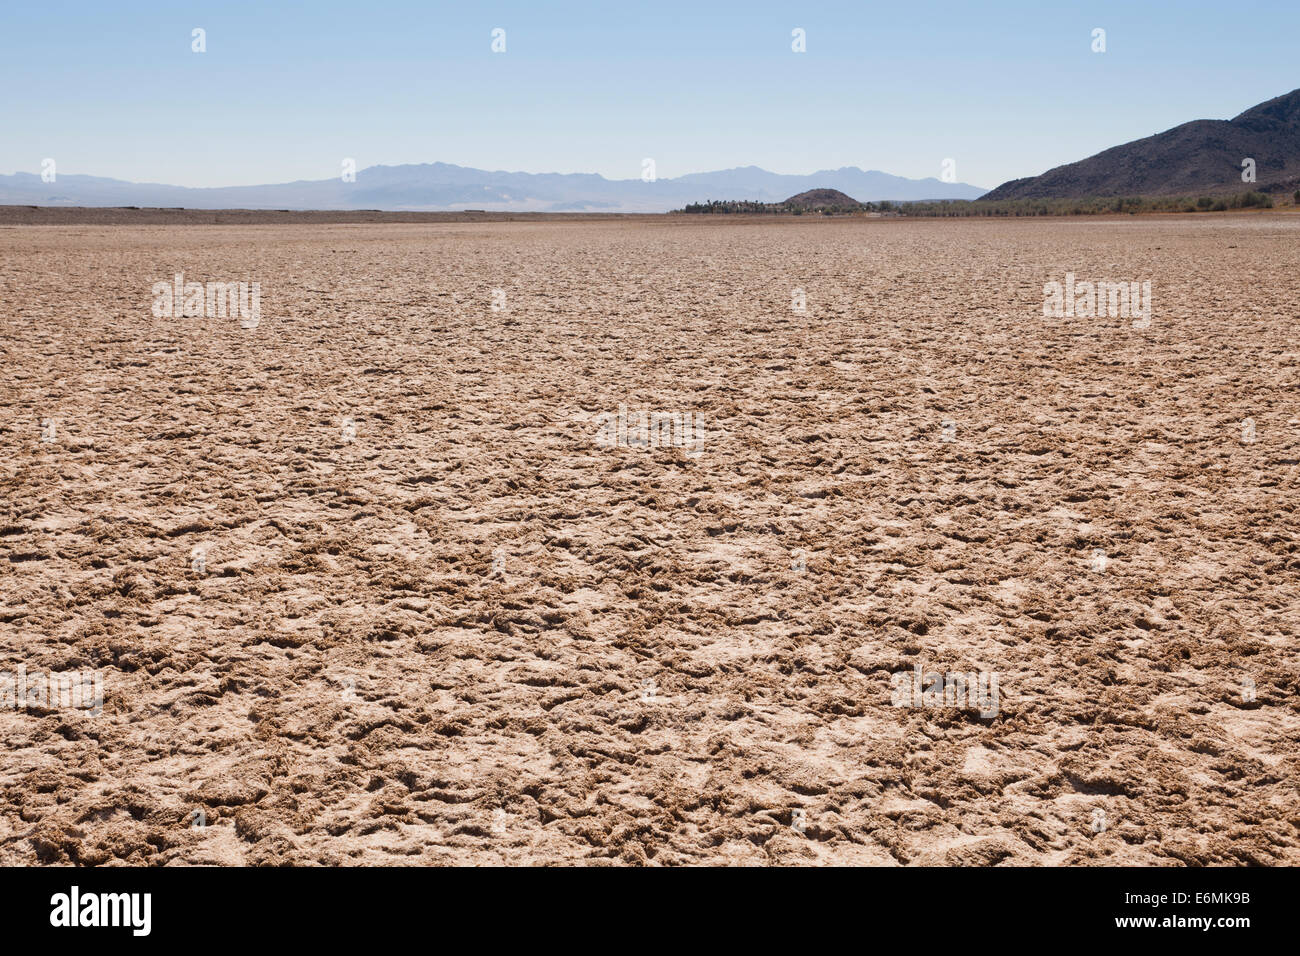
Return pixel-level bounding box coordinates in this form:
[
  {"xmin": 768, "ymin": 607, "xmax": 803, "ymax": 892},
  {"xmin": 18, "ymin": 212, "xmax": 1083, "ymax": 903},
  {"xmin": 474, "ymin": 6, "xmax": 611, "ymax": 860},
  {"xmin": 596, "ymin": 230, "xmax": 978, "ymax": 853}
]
[{"xmin": 1, "ymin": 214, "xmax": 1297, "ymax": 866}]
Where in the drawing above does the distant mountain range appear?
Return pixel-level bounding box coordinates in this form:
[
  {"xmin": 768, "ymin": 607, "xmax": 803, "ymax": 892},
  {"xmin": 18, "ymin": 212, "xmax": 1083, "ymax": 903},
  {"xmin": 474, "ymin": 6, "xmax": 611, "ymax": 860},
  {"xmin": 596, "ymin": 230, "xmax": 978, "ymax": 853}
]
[
  {"xmin": 12, "ymin": 89, "xmax": 1300, "ymax": 212},
  {"xmin": 984, "ymin": 88, "xmax": 1300, "ymax": 200},
  {"xmin": 0, "ymin": 163, "xmax": 986, "ymax": 213}
]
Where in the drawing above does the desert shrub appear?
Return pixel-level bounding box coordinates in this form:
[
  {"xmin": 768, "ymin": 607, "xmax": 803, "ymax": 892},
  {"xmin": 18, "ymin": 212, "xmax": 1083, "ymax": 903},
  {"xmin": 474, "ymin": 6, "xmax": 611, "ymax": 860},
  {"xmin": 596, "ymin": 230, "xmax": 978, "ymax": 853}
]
[
  {"xmin": 874, "ymin": 189, "xmax": 1283, "ymax": 218},
  {"xmin": 1220, "ymin": 191, "xmax": 1273, "ymax": 209}
]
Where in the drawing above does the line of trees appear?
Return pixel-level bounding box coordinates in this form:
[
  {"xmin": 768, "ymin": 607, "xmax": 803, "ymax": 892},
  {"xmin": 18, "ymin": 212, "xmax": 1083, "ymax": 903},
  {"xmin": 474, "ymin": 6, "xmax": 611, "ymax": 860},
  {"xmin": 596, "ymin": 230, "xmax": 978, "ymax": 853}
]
[
  {"xmin": 678, "ymin": 190, "xmax": 1283, "ymax": 218},
  {"xmin": 677, "ymin": 199, "xmax": 884, "ymax": 215},
  {"xmin": 891, "ymin": 191, "xmax": 1276, "ymax": 217}
]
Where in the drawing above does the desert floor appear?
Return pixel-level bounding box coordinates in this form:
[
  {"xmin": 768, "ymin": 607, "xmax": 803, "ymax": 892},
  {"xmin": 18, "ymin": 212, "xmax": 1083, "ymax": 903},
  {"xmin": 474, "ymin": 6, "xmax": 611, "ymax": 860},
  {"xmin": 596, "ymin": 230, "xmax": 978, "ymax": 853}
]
[{"xmin": 1, "ymin": 213, "xmax": 1297, "ymax": 865}]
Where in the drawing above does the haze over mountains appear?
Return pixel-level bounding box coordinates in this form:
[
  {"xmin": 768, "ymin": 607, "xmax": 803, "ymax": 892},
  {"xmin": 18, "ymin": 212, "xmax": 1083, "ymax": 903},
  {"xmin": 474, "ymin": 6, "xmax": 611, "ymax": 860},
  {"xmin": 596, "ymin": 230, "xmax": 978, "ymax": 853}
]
[
  {"xmin": 985, "ymin": 88, "xmax": 1300, "ymax": 200},
  {"xmin": 12, "ymin": 89, "xmax": 1297, "ymax": 212},
  {"xmin": 0, "ymin": 163, "xmax": 986, "ymax": 213}
]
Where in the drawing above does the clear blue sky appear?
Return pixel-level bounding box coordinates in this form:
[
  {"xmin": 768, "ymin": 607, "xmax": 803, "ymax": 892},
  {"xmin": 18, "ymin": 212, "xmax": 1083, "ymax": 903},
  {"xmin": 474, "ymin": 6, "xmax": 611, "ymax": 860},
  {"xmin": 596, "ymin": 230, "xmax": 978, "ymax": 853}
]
[{"xmin": 3, "ymin": 0, "xmax": 1297, "ymax": 190}]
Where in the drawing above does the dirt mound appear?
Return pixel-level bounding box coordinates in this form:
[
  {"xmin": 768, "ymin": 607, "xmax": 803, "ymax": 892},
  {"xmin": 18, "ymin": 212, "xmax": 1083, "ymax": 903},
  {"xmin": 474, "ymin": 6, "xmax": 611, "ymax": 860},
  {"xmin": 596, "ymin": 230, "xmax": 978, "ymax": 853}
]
[{"xmin": 782, "ymin": 188, "xmax": 864, "ymax": 209}]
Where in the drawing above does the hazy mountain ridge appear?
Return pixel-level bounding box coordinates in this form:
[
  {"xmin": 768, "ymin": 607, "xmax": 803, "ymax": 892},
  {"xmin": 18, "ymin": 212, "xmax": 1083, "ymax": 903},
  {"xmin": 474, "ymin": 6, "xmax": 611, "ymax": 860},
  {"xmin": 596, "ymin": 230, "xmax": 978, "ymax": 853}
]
[{"xmin": 0, "ymin": 163, "xmax": 986, "ymax": 212}]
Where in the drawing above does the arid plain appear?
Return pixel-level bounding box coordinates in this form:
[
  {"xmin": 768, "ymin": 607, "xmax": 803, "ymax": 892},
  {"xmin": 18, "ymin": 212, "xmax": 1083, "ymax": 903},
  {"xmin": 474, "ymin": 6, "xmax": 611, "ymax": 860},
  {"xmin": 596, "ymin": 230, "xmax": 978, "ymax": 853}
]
[{"xmin": 1, "ymin": 213, "xmax": 1297, "ymax": 865}]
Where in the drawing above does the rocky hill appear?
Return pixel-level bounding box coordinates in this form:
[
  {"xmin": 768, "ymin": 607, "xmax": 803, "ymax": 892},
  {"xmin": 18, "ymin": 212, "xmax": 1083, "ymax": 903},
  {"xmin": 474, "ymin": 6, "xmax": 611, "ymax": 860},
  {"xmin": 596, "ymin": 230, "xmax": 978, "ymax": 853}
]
[{"xmin": 983, "ymin": 89, "xmax": 1300, "ymax": 200}]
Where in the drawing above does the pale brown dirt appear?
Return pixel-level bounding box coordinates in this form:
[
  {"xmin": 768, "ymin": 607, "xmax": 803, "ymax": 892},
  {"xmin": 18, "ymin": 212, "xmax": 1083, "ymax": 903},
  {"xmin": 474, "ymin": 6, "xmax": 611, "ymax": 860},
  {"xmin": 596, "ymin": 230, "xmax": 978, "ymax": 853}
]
[{"xmin": 1, "ymin": 214, "xmax": 1297, "ymax": 866}]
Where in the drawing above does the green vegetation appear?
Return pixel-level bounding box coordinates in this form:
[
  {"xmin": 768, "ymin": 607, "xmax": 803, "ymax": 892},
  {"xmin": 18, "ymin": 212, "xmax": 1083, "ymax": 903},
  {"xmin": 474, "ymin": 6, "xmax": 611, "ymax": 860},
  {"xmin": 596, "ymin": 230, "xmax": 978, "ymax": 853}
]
[
  {"xmin": 678, "ymin": 189, "xmax": 1278, "ymax": 218},
  {"xmin": 678, "ymin": 198, "xmax": 871, "ymax": 215},
  {"xmin": 897, "ymin": 190, "xmax": 1274, "ymax": 217}
]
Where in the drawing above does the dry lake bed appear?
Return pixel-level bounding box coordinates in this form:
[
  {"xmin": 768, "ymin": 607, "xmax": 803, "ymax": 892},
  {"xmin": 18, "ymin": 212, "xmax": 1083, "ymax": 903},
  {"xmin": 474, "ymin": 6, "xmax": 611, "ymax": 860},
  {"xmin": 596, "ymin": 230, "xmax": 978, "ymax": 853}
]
[{"xmin": 1, "ymin": 213, "xmax": 1297, "ymax": 865}]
